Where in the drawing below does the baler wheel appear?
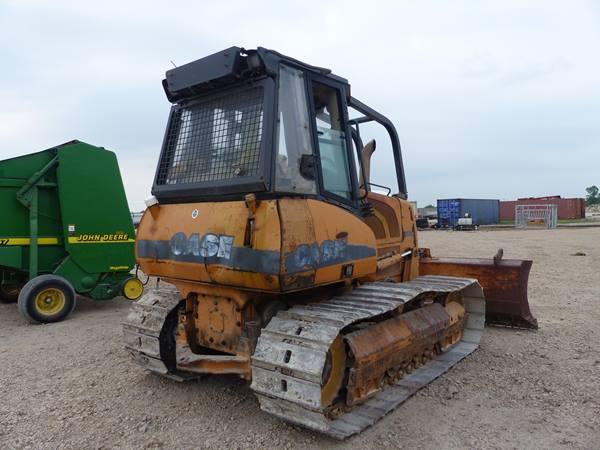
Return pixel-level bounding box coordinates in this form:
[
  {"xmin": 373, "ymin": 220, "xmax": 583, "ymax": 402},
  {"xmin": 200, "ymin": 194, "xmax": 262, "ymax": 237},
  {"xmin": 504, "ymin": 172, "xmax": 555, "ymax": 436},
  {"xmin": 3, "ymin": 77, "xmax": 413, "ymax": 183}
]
[
  {"xmin": 121, "ymin": 277, "xmax": 144, "ymax": 300},
  {"xmin": 17, "ymin": 275, "xmax": 76, "ymax": 324}
]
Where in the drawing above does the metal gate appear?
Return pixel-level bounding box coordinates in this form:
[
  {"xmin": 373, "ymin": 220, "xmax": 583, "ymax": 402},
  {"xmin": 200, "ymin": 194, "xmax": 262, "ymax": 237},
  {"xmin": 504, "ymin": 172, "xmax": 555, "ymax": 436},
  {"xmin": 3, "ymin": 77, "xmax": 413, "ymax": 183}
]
[{"xmin": 515, "ymin": 204, "xmax": 558, "ymax": 229}]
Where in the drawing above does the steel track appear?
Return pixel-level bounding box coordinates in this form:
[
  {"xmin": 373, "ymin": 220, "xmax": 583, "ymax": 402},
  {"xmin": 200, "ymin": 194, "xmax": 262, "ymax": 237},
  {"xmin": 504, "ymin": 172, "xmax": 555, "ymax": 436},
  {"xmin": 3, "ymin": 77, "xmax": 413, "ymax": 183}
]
[
  {"xmin": 123, "ymin": 276, "xmax": 485, "ymax": 438},
  {"xmin": 250, "ymin": 275, "xmax": 485, "ymax": 439}
]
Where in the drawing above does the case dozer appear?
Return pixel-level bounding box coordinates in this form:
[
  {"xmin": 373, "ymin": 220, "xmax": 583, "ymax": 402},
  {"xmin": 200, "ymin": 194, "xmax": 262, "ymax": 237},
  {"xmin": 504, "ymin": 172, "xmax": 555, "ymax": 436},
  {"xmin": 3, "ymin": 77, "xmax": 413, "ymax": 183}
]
[{"xmin": 124, "ymin": 47, "xmax": 537, "ymax": 438}]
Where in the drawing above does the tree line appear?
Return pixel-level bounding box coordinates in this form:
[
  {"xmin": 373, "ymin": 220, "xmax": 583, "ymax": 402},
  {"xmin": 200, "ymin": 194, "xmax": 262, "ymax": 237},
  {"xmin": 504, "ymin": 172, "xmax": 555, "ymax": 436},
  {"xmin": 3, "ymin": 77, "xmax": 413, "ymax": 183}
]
[{"xmin": 586, "ymin": 186, "xmax": 600, "ymax": 206}]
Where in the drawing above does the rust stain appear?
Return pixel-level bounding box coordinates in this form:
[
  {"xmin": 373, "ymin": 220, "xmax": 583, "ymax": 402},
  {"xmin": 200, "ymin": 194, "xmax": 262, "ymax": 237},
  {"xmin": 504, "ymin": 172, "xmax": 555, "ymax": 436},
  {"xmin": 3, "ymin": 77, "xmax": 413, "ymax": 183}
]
[
  {"xmin": 281, "ymin": 272, "xmax": 315, "ymax": 290},
  {"xmin": 419, "ymin": 251, "xmax": 537, "ymax": 329},
  {"xmin": 344, "ymin": 301, "xmax": 465, "ymax": 406}
]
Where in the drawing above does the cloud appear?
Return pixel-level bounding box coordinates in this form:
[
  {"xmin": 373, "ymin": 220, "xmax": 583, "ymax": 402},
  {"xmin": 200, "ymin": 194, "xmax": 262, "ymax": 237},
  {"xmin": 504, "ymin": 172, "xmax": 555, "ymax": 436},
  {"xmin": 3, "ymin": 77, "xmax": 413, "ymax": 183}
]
[{"xmin": 1, "ymin": 1, "xmax": 599, "ymax": 209}]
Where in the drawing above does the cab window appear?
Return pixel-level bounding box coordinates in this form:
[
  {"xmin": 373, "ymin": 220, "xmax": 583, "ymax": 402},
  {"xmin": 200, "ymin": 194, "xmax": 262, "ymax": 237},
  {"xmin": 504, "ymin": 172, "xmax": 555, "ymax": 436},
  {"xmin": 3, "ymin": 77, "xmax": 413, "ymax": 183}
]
[
  {"xmin": 275, "ymin": 65, "xmax": 317, "ymax": 194},
  {"xmin": 312, "ymin": 82, "xmax": 353, "ymax": 200}
]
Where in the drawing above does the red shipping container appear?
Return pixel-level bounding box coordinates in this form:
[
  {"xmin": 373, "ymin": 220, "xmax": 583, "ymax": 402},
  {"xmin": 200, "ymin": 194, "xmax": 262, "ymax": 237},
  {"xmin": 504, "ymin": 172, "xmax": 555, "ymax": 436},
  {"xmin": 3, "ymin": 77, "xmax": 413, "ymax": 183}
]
[{"xmin": 500, "ymin": 196, "xmax": 585, "ymax": 221}]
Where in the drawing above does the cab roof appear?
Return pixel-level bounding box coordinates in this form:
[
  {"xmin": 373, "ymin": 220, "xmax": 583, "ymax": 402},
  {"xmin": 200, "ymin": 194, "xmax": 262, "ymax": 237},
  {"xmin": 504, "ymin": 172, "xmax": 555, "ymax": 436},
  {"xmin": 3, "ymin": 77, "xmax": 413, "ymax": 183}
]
[{"xmin": 163, "ymin": 46, "xmax": 350, "ymax": 103}]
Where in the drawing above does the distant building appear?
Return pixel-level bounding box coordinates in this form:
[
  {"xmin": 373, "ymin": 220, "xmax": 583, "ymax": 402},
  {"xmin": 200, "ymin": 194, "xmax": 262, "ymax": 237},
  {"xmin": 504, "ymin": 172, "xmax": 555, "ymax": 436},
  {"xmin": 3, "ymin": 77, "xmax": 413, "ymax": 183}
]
[{"xmin": 418, "ymin": 205, "xmax": 437, "ymax": 219}]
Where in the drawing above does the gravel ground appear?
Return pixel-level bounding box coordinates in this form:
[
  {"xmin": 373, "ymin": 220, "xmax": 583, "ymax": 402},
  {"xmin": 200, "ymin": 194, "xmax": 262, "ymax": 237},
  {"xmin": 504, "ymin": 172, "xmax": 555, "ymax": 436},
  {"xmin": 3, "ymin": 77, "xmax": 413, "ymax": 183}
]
[{"xmin": 1, "ymin": 228, "xmax": 599, "ymax": 450}]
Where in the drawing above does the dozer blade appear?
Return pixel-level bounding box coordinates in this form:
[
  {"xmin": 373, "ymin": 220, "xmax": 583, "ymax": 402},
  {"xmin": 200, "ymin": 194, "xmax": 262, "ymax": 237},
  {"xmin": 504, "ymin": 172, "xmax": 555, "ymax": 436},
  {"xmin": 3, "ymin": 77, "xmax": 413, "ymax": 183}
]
[{"xmin": 419, "ymin": 249, "xmax": 537, "ymax": 329}]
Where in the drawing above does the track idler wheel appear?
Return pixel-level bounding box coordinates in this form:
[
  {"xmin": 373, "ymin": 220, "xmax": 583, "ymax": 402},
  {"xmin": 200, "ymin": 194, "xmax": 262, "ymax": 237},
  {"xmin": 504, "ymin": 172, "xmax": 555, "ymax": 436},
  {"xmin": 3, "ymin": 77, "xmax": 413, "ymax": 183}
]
[{"xmin": 320, "ymin": 336, "xmax": 346, "ymax": 407}]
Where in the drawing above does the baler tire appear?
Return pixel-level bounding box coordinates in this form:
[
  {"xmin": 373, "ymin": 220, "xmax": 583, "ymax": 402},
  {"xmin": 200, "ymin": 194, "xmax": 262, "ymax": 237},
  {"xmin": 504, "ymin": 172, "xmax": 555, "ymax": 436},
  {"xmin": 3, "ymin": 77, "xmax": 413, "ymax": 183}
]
[{"xmin": 17, "ymin": 275, "xmax": 76, "ymax": 324}]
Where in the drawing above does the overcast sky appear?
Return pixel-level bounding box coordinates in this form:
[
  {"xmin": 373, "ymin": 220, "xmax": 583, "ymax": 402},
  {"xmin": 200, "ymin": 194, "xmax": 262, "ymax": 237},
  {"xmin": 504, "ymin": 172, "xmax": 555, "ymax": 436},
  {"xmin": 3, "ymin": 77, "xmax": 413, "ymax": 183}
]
[{"xmin": 1, "ymin": 1, "xmax": 598, "ymax": 210}]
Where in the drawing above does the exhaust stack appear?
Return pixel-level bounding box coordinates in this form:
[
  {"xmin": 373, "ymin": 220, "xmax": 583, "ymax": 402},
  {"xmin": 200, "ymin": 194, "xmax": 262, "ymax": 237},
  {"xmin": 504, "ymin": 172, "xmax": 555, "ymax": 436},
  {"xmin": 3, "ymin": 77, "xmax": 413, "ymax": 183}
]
[{"xmin": 359, "ymin": 139, "xmax": 376, "ymax": 188}]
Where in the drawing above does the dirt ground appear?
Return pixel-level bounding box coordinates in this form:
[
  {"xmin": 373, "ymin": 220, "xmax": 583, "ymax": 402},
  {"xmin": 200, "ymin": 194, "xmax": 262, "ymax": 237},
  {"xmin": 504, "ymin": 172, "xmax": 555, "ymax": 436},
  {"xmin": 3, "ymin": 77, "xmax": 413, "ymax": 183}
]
[{"xmin": 1, "ymin": 228, "xmax": 599, "ymax": 450}]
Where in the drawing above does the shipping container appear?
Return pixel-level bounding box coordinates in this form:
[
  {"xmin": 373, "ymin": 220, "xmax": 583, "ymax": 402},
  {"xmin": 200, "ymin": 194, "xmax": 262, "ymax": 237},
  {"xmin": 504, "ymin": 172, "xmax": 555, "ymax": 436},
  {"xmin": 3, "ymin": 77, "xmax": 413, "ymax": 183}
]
[
  {"xmin": 499, "ymin": 196, "xmax": 585, "ymax": 221},
  {"xmin": 437, "ymin": 198, "xmax": 499, "ymax": 227}
]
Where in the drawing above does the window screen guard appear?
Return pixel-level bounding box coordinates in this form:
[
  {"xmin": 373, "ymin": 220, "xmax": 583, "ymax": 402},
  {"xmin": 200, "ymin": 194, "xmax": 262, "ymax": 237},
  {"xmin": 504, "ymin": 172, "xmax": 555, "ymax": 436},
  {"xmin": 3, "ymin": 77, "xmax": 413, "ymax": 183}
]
[{"xmin": 156, "ymin": 86, "xmax": 265, "ymax": 186}]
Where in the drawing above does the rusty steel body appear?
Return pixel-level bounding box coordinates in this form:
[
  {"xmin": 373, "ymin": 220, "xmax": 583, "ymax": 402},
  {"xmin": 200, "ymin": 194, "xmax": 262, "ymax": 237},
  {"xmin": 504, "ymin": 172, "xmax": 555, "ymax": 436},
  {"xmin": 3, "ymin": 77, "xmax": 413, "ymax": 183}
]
[{"xmin": 344, "ymin": 301, "xmax": 466, "ymax": 406}]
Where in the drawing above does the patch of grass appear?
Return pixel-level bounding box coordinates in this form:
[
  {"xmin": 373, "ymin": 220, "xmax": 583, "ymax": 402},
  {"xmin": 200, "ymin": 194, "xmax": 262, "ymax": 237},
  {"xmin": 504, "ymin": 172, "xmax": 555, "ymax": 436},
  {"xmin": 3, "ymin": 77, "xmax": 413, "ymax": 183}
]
[
  {"xmin": 499, "ymin": 218, "xmax": 591, "ymax": 225},
  {"xmin": 557, "ymin": 218, "xmax": 589, "ymax": 224}
]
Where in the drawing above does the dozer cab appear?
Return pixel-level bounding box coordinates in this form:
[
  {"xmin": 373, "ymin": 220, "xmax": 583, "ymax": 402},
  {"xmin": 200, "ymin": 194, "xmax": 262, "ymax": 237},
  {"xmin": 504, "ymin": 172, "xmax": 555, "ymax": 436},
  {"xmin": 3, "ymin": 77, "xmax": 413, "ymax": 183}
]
[{"xmin": 124, "ymin": 47, "xmax": 536, "ymax": 438}]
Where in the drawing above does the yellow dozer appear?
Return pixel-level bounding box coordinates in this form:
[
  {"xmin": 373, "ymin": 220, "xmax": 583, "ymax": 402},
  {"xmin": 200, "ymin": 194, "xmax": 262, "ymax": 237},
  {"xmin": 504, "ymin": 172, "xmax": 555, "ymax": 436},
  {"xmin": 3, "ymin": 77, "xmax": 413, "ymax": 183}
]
[{"xmin": 124, "ymin": 47, "xmax": 536, "ymax": 438}]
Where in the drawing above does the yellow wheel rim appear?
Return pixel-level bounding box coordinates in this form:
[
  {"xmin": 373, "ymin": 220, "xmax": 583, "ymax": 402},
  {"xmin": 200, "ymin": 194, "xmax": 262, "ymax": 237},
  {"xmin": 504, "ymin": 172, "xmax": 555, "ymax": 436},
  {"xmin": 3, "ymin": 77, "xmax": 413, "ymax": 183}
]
[
  {"xmin": 123, "ymin": 278, "xmax": 143, "ymax": 300},
  {"xmin": 34, "ymin": 288, "xmax": 66, "ymax": 315},
  {"xmin": 320, "ymin": 336, "xmax": 346, "ymax": 407}
]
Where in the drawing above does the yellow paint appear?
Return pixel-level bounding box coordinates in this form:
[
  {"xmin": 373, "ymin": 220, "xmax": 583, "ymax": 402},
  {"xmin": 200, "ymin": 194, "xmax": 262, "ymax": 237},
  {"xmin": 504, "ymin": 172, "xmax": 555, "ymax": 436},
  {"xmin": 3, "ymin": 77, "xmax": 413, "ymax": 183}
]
[
  {"xmin": 372, "ymin": 209, "xmax": 391, "ymax": 236},
  {"xmin": 122, "ymin": 277, "xmax": 144, "ymax": 300},
  {"xmin": 137, "ymin": 200, "xmax": 282, "ymax": 291},
  {"xmin": 320, "ymin": 336, "xmax": 346, "ymax": 406},
  {"xmin": 248, "ymin": 199, "xmax": 281, "ymax": 252},
  {"xmin": 137, "ymin": 196, "xmax": 417, "ymax": 292},
  {"xmin": 0, "ymin": 237, "xmax": 59, "ymax": 246},
  {"xmin": 307, "ymin": 199, "xmax": 378, "ymax": 285},
  {"xmin": 361, "ymin": 192, "xmax": 419, "ymax": 282},
  {"xmin": 278, "ymin": 199, "xmax": 316, "ymax": 278},
  {"xmin": 136, "ymin": 195, "xmax": 425, "ymax": 375},
  {"xmin": 67, "ymin": 236, "xmax": 134, "ymax": 244},
  {"xmin": 34, "ymin": 288, "xmax": 65, "ymax": 316}
]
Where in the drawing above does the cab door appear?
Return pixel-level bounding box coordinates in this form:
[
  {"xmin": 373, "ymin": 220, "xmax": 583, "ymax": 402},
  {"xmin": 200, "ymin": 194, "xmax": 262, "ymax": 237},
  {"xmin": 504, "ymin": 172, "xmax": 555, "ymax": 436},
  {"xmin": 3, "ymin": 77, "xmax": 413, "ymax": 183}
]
[{"xmin": 307, "ymin": 77, "xmax": 359, "ymax": 209}]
